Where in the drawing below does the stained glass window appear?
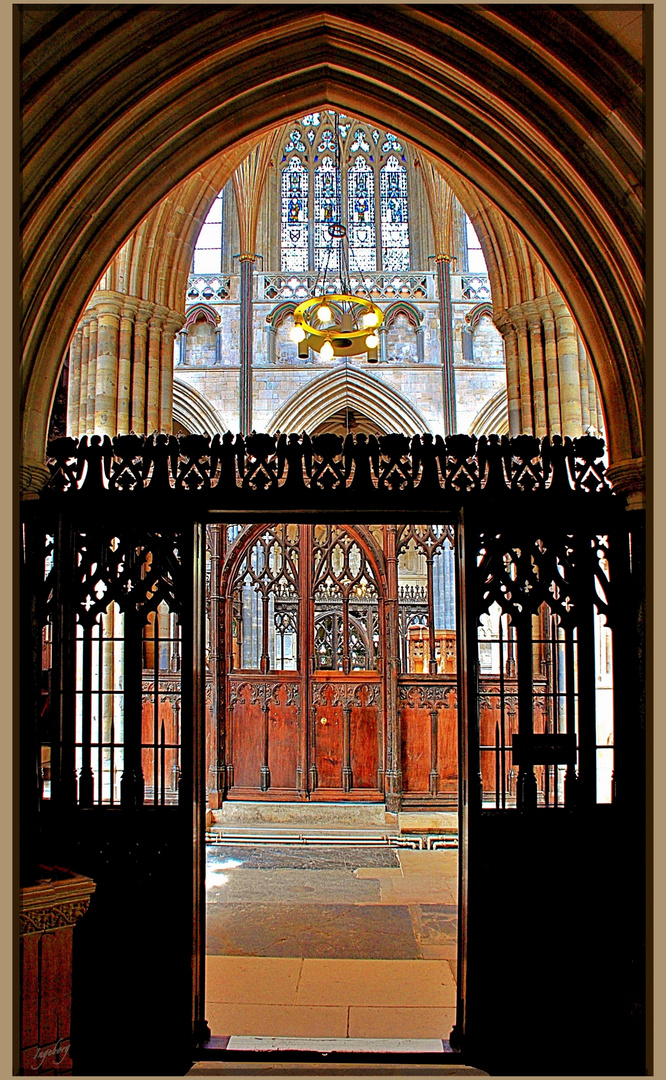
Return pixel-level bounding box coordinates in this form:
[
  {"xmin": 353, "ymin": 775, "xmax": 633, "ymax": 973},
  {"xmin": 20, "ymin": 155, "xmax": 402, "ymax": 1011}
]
[
  {"xmin": 317, "ymin": 130, "xmax": 336, "ymax": 154},
  {"xmin": 381, "ymin": 132, "xmax": 403, "ymax": 154},
  {"xmin": 314, "ymin": 156, "xmax": 340, "ymax": 271},
  {"xmin": 281, "ymin": 157, "xmax": 309, "ymax": 273},
  {"xmin": 350, "ymin": 129, "xmax": 370, "ymax": 153},
  {"xmin": 284, "ymin": 129, "xmax": 306, "ymax": 153},
  {"xmin": 301, "ymin": 113, "xmax": 320, "ymax": 126},
  {"xmin": 347, "ymin": 157, "xmax": 376, "ymax": 271},
  {"xmin": 380, "ymin": 156, "xmax": 410, "ymax": 270},
  {"xmin": 192, "ymin": 192, "xmax": 223, "ymax": 274}
]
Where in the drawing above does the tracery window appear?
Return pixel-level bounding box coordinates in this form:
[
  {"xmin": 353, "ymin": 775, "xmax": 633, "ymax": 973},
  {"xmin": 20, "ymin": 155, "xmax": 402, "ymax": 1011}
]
[
  {"xmin": 312, "ymin": 524, "xmax": 379, "ymax": 672},
  {"xmin": 230, "ymin": 525, "xmax": 300, "ymax": 672},
  {"xmin": 280, "ymin": 112, "xmax": 411, "ymax": 273}
]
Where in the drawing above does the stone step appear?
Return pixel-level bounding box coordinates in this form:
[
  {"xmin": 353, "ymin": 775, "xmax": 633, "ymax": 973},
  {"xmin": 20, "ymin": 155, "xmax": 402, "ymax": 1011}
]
[{"xmin": 210, "ymin": 801, "xmax": 389, "ymax": 828}]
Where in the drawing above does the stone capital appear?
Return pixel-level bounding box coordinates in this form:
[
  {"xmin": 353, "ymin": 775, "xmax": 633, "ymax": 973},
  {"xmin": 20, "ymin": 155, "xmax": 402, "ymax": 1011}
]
[
  {"xmin": 492, "ymin": 307, "xmax": 515, "ymax": 337},
  {"xmin": 507, "ymin": 304, "xmax": 528, "ymax": 332},
  {"xmin": 535, "ymin": 295, "xmax": 555, "ymax": 325},
  {"xmin": 547, "ymin": 290, "xmax": 570, "ymax": 320},
  {"xmin": 19, "ymin": 459, "xmax": 51, "ymax": 499},
  {"xmin": 606, "ymin": 457, "xmax": 646, "ymax": 510}
]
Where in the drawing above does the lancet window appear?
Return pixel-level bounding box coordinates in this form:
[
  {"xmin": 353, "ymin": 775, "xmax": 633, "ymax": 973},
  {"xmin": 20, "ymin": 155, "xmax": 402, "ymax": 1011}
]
[{"xmin": 192, "ymin": 191, "xmax": 224, "ymax": 274}]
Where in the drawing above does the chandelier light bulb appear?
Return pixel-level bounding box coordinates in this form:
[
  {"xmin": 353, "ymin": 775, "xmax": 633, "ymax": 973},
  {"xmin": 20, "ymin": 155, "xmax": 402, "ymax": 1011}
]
[
  {"xmin": 289, "ymin": 324, "xmax": 306, "ymax": 343},
  {"xmin": 365, "ymin": 333, "xmax": 379, "ymax": 349},
  {"xmin": 362, "ymin": 311, "xmax": 378, "ymax": 328},
  {"xmin": 320, "ymin": 339, "xmax": 334, "ymax": 360},
  {"xmin": 317, "ymin": 304, "xmax": 332, "ymax": 323}
]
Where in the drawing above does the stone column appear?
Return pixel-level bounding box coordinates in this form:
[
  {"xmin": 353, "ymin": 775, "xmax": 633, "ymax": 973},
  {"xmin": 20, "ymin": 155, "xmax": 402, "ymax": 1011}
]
[
  {"xmin": 435, "ymin": 255, "xmax": 457, "ymax": 434},
  {"xmin": 416, "ymin": 326, "xmax": 425, "ymax": 364},
  {"xmin": 131, "ymin": 307, "xmax": 150, "ymax": 434},
  {"xmin": 85, "ymin": 316, "xmax": 98, "ymax": 436},
  {"xmin": 525, "ymin": 301, "xmax": 547, "ymax": 437},
  {"xmin": 145, "ymin": 314, "xmax": 163, "ymax": 434},
  {"xmin": 94, "ymin": 299, "xmax": 121, "ymax": 434},
  {"xmin": 215, "ymin": 326, "xmax": 223, "ymax": 365},
  {"xmin": 238, "ymin": 254, "xmax": 255, "ymax": 434},
  {"xmin": 266, "ymin": 324, "xmax": 276, "ymax": 366},
  {"xmin": 77, "ymin": 320, "xmax": 91, "ymax": 436},
  {"xmin": 378, "ymin": 324, "xmax": 388, "ymax": 364},
  {"xmin": 509, "ymin": 308, "xmax": 534, "ymax": 434},
  {"xmin": 177, "ymin": 328, "xmax": 188, "ymax": 367},
  {"xmin": 159, "ymin": 315, "xmax": 183, "ymax": 433},
  {"xmin": 495, "ymin": 310, "xmax": 522, "ymax": 436},
  {"xmin": 66, "ymin": 327, "xmax": 83, "ymax": 437},
  {"xmin": 574, "ymin": 332, "xmax": 591, "ymax": 429},
  {"xmin": 537, "ymin": 297, "xmax": 562, "ymax": 433},
  {"xmin": 550, "ymin": 293, "xmax": 583, "ymax": 436},
  {"xmin": 384, "ymin": 524, "xmax": 402, "ymax": 813},
  {"xmin": 117, "ymin": 300, "xmax": 138, "ymax": 434}
]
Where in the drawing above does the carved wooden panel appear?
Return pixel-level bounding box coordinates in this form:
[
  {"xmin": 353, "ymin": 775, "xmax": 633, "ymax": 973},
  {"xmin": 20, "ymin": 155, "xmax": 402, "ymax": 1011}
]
[
  {"xmin": 227, "ymin": 678, "xmax": 301, "ymax": 793},
  {"xmin": 399, "ymin": 680, "xmax": 456, "ymax": 796}
]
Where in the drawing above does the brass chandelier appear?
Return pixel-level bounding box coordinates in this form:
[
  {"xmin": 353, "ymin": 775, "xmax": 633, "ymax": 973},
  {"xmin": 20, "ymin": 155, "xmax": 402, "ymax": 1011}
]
[{"xmin": 289, "ymin": 114, "xmax": 384, "ymax": 362}]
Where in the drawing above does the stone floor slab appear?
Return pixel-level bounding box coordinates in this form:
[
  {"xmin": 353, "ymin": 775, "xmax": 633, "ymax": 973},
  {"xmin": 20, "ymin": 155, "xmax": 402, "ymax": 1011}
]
[
  {"xmin": 295, "ymin": 959, "xmax": 457, "ymax": 1007},
  {"xmin": 207, "ymin": 868, "xmax": 382, "ymax": 905},
  {"xmin": 348, "ymin": 1006, "xmax": 457, "ymax": 1039},
  {"xmin": 206, "ymin": 903, "xmax": 420, "ymax": 959},
  {"xmin": 206, "ymin": 956, "xmax": 302, "ymax": 1004},
  {"xmin": 206, "ymin": 1002, "xmax": 348, "ymax": 1038}
]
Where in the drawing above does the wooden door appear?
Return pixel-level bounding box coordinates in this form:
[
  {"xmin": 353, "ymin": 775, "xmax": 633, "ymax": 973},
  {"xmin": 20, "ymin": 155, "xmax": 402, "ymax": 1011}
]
[{"xmin": 223, "ymin": 523, "xmax": 385, "ymax": 801}]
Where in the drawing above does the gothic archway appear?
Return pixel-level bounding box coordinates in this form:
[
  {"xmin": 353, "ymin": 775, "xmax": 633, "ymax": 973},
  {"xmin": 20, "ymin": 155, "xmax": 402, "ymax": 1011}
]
[
  {"xmin": 21, "ymin": 7, "xmax": 645, "ymax": 480},
  {"xmin": 267, "ymin": 367, "xmax": 431, "ymax": 437}
]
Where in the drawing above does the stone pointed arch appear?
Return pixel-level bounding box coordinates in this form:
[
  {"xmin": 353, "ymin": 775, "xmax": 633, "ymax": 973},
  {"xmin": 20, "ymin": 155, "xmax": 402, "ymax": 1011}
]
[
  {"xmin": 267, "ymin": 367, "xmax": 431, "ymax": 437},
  {"xmin": 468, "ymin": 387, "xmax": 509, "ymax": 437},
  {"xmin": 172, "ymin": 378, "xmax": 229, "ymax": 436}
]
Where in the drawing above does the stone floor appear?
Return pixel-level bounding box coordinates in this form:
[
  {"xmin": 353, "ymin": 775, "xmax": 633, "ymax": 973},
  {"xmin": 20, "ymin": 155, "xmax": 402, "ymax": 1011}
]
[{"xmin": 206, "ymin": 844, "xmax": 458, "ymax": 1042}]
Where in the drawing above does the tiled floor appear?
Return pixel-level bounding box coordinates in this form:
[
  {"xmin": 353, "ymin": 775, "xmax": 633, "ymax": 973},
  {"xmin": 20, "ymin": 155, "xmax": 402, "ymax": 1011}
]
[{"xmin": 205, "ymin": 845, "xmax": 458, "ymax": 1041}]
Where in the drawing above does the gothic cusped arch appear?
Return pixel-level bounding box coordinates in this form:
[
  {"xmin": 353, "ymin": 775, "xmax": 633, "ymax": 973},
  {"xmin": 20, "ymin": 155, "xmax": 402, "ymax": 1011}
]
[
  {"xmin": 266, "ymin": 302, "xmax": 297, "ymax": 330},
  {"xmin": 267, "ymin": 367, "xmax": 431, "ymax": 437},
  {"xmin": 384, "ymin": 301, "xmax": 422, "ymax": 329},
  {"xmin": 465, "ymin": 302, "xmax": 494, "ymax": 332},
  {"xmin": 172, "ymin": 378, "xmax": 229, "ymax": 436},
  {"xmin": 184, "ymin": 304, "xmax": 220, "ymax": 329}
]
